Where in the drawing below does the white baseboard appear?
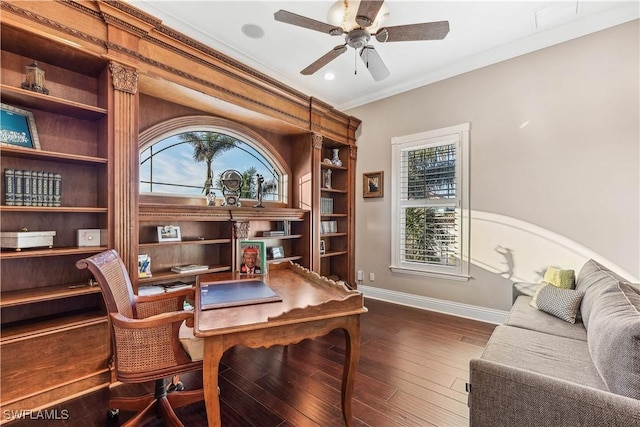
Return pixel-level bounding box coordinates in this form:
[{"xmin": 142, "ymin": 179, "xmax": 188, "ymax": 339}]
[{"xmin": 358, "ymin": 285, "xmax": 508, "ymax": 325}]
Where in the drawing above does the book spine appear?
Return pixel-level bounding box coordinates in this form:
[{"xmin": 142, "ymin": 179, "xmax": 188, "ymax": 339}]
[
  {"xmin": 22, "ymin": 170, "xmax": 32, "ymax": 206},
  {"xmin": 36, "ymin": 171, "xmax": 44, "ymax": 206},
  {"xmin": 14, "ymin": 169, "xmax": 23, "ymax": 206},
  {"xmin": 46, "ymin": 172, "xmax": 54, "ymax": 207},
  {"xmin": 31, "ymin": 171, "xmax": 38, "ymax": 206},
  {"xmin": 53, "ymin": 172, "xmax": 62, "ymax": 207},
  {"xmin": 4, "ymin": 168, "xmax": 15, "ymax": 206}
]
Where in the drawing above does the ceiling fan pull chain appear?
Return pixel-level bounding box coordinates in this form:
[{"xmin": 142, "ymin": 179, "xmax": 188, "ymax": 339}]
[{"xmin": 354, "ymin": 48, "xmax": 358, "ymax": 75}]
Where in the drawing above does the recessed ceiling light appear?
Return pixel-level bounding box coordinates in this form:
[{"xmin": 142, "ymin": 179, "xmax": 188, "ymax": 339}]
[
  {"xmin": 241, "ymin": 24, "xmax": 265, "ymax": 39},
  {"xmin": 324, "ymin": 72, "xmax": 335, "ymax": 81}
]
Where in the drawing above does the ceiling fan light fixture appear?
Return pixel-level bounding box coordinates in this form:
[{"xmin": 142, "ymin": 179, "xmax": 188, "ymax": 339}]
[{"xmin": 327, "ymin": 0, "xmax": 389, "ymax": 33}]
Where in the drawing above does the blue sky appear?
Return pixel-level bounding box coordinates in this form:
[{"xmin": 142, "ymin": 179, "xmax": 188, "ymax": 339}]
[{"xmin": 140, "ymin": 134, "xmax": 278, "ymax": 197}]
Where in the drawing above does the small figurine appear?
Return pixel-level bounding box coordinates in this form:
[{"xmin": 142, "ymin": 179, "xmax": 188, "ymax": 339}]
[{"xmin": 254, "ymin": 174, "xmax": 265, "ymax": 208}]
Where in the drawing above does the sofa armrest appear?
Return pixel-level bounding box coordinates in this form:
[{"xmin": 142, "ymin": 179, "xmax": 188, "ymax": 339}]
[{"xmin": 469, "ymin": 358, "xmax": 640, "ymax": 427}]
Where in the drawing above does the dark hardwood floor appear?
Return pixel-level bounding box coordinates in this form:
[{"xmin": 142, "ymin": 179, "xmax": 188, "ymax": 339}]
[{"xmin": 7, "ymin": 298, "xmax": 495, "ymax": 427}]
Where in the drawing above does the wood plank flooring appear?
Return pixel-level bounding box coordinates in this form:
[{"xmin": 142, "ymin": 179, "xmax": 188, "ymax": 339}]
[{"xmin": 6, "ymin": 298, "xmax": 495, "ymax": 427}]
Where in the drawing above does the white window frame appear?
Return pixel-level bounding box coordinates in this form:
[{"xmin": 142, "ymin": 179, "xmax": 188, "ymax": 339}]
[{"xmin": 390, "ymin": 123, "xmax": 470, "ymax": 281}]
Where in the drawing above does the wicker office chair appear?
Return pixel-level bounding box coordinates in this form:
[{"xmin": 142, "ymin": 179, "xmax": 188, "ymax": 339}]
[{"xmin": 76, "ymin": 249, "xmax": 204, "ymax": 427}]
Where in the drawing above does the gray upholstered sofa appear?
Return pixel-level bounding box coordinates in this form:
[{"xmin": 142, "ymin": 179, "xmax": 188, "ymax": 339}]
[{"xmin": 468, "ymin": 259, "xmax": 640, "ymax": 426}]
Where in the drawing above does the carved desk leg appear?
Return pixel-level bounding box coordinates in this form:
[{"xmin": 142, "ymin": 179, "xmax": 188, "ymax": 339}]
[
  {"xmin": 341, "ymin": 315, "xmax": 362, "ymax": 427},
  {"xmin": 203, "ymin": 336, "xmax": 224, "ymax": 427}
]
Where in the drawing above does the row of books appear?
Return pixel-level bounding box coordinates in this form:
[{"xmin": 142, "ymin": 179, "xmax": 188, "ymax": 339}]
[
  {"xmin": 320, "ymin": 220, "xmax": 338, "ymax": 234},
  {"xmin": 4, "ymin": 168, "xmax": 62, "ymax": 207},
  {"xmin": 320, "ymin": 197, "xmax": 334, "ymax": 214}
]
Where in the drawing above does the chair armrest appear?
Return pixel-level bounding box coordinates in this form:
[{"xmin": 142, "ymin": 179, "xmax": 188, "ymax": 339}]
[
  {"xmin": 110, "ymin": 310, "xmax": 192, "ymax": 329},
  {"xmin": 110, "ymin": 311, "xmax": 195, "ymax": 371},
  {"xmin": 134, "ymin": 287, "xmax": 195, "ymax": 318}
]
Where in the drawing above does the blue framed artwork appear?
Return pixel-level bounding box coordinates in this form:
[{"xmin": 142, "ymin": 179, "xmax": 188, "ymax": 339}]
[{"xmin": 1, "ymin": 103, "xmax": 41, "ymax": 149}]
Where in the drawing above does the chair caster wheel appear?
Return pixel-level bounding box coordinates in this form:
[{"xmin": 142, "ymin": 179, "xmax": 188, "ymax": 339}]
[{"xmin": 107, "ymin": 408, "xmax": 119, "ymax": 420}]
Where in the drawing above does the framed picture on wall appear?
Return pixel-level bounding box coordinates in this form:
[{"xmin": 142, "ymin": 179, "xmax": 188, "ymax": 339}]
[
  {"xmin": 0, "ymin": 103, "xmax": 41, "ymax": 150},
  {"xmin": 363, "ymin": 171, "xmax": 383, "ymax": 198}
]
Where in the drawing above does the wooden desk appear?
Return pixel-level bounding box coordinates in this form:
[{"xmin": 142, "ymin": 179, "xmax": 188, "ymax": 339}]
[{"xmin": 194, "ymin": 263, "xmax": 367, "ymax": 427}]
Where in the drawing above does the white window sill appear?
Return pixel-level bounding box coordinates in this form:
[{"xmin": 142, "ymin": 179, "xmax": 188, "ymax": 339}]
[{"xmin": 389, "ymin": 266, "xmax": 470, "ymax": 282}]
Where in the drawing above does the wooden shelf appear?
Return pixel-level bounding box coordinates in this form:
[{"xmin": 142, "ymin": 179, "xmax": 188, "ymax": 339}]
[
  {"xmin": 320, "ymin": 250, "xmax": 348, "ymax": 258},
  {"xmin": 0, "ymin": 205, "xmax": 107, "ymax": 213},
  {"xmin": 1, "ymin": 283, "xmax": 101, "ymax": 308},
  {"xmin": 0, "ymin": 310, "xmax": 107, "ymax": 344},
  {"xmin": 137, "ymin": 265, "xmax": 233, "ymax": 284},
  {"xmin": 0, "ymin": 246, "xmax": 107, "ymax": 259},
  {"xmin": 139, "ymin": 238, "xmax": 232, "ymax": 248},
  {"xmin": 0, "ymin": 145, "xmax": 107, "ymax": 165},
  {"xmin": 321, "ymin": 163, "xmax": 347, "ymax": 171},
  {"xmin": 267, "ymin": 256, "xmax": 302, "ymax": 264},
  {"xmin": 321, "ymin": 188, "xmax": 348, "ymax": 194},
  {"xmin": 320, "ymin": 232, "xmax": 348, "ymax": 238},
  {"xmin": 252, "ymin": 234, "xmax": 303, "ymax": 241},
  {"xmin": 0, "ymin": 84, "xmax": 107, "ymax": 120}
]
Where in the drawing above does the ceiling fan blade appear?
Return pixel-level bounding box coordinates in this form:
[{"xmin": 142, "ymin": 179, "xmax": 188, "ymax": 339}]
[
  {"xmin": 301, "ymin": 45, "xmax": 348, "ymax": 75},
  {"xmin": 375, "ymin": 21, "xmax": 450, "ymax": 42},
  {"xmin": 359, "ymin": 46, "xmax": 390, "ymax": 81},
  {"xmin": 356, "ymin": 0, "xmax": 385, "ymax": 28},
  {"xmin": 274, "ymin": 10, "xmax": 343, "ymax": 35}
]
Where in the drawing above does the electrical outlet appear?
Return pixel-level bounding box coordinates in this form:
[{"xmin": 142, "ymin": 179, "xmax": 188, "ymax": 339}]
[
  {"xmin": 357, "ymin": 270, "xmax": 364, "ymax": 281},
  {"xmin": 369, "ymin": 272, "xmax": 375, "ymax": 282}
]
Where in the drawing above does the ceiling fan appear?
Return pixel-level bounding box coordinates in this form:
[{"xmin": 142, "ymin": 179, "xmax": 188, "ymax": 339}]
[{"xmin": 274, "ymin": 0, "xmax": 450, "ymax": 81}]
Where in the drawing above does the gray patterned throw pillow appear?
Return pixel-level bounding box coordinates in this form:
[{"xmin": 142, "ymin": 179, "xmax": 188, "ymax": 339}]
[{"xmin": 534, "ymin": 282, "xmax": 585, "ymax": 323}]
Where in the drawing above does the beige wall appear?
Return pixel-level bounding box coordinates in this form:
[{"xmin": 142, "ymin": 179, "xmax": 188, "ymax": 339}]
[{"xmin": 347, "ymin": 20, "xmax": 639, "ymax": 312}]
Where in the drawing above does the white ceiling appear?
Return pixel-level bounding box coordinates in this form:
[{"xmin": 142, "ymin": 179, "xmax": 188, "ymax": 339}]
[{"xmin": 127, "ymin": 1, "xmax": 638, "ymax": 111}]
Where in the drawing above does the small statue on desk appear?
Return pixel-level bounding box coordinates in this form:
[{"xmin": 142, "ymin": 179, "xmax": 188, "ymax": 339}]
[{"xmin": 253, "ymin": 174, "xmax": 265, "ymax": 208}]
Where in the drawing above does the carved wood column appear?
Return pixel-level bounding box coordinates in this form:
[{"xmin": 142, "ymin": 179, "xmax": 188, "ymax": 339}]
[
  {"xmin": 109, "ymin": 62, "xmax": 139, "ymax": 277},
  {"xmin": 311, "ymin": 132, "xmax": 324, "ymax": 274}
]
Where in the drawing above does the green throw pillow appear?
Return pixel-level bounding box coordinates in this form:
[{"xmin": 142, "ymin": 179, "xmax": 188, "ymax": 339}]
[{"xmin": 544, "ymin": 266, "xmax": 576, "ymax": 289}]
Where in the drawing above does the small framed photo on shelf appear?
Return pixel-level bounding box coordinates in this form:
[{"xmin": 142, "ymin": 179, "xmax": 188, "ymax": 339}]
[
  {"xmin": 238, "ymin": 240, "xmax": 267, "ymax": 275},
  {"xmin": 268, "ymin": 245, "xmax": 285, "ymax": 260},
  {"xmin": 157, "ymin": 225, "xmax": 181, "ymax": 242},
  {"xmin": 363, "ymin": 171, "xmax": 384, "ymax": 198},
  {"xmin": 1, "ymin": 103, "xmax": 41, "ymax": 150},
  {"xmin": 319, "ymin": 240, "xmax": 326, "ymax": 255}
]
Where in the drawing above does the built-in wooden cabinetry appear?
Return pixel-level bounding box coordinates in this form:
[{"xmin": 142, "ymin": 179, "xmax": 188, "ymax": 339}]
[
  {"xmin": 319, "ymin": 143, "xmax": 353, "ymax": 282},
  {"xmin": 0, "ymin": 23, "xmax": 111, "ymax": 415},
  {"xmin": 0, "ymin": 0, "xmax": 359, "ymax": 415},
  {"xmin": 136, "ymin": 204, "xmax": 309, "ymax": 292}
]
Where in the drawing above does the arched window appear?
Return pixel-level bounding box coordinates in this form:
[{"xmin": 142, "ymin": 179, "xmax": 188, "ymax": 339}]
[{"xmin": 139, "ymin": 117, "xmax": 288, "ymax": 203}]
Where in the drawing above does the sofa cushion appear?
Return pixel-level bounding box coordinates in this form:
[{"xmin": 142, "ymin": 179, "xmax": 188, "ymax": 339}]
[
  {"xmin": 588, "ymin": 282, "xmax": 640, "ymax": 399},
  {"xmin": 544, "ymin": 266, "xmax": 576, "ymax": 289},
  {"xmin": 507, "ymin": 296, "xmax": 587, "ymax": 341},
  {"xmin": 575, "ymin": 259, "xmax": 630, "ymax": 329},
  {"xmin": 480, "ymin": 325, "xmax": 607, "ymax": 391},
  {"xmin": 533, "ymin": 283, "xmax": 584, "ymax": 323}
]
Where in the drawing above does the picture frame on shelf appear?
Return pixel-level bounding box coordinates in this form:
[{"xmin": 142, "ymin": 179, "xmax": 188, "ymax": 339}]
[
  {"xmin": 0, "ymin": 103, "xmax": 41, "ymax": 150},
  {"xmin": 157, "ymin": 225, "xmax": 181, "ymax": 242},
  {"xmin": 320, "ymin": 239, "xmax": 326, "ymax": 255},
  {"xmin": 269, "ymin": 245, "xmax": 285, "ymax": 260},
  {"xmin": 238, "ymin": 240, "xmax": 266, "ymax": 275},
  {"xmin": 363, "ymin": 171, "xmax": 384, "ymax": 198}
]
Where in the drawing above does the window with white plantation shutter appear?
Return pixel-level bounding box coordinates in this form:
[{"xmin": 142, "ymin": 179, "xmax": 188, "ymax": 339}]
[{"xmin": 391, "ymin": 123, "xmax": 470, "ymax": 280}]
